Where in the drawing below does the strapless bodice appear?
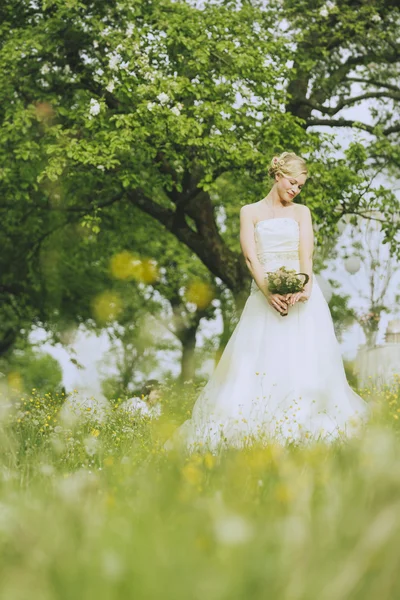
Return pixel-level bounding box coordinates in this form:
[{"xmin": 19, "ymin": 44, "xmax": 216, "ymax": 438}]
[
  {"xmin": 255, "ymin": 217, "xmax": 300, "ymax": 260},
  {"xmin": 250, "ymin": 218, "xmax": 300, "ymax": 294}
]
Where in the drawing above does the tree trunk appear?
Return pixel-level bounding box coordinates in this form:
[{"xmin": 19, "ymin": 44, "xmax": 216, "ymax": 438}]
[
  {"xmin": 180, "ymin": 328, "xmax": 198, "ymax": 384},
  {"xmin": 0, "ymin": 328, "xmax": 18, "ymax": 358}
]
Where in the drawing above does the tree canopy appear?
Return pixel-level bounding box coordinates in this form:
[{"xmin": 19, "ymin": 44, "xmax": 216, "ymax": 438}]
[{"xmin": 1, "ymin": 0, "xmax": 399, "ymax": 359}]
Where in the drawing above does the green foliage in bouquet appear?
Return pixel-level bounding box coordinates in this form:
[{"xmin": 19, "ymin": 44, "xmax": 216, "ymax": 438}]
[{"xmin": 266, "ymin": 267, "xmax": 309, "ymax": 295}]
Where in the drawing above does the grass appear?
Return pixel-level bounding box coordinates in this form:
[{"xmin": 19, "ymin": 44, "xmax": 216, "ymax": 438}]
[{"xmin": 1, "ymin": 377, "xmax": 400, "ymax": 599}]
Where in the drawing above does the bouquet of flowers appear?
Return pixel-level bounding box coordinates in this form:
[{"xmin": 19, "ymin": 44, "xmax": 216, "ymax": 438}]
[{"xmin": 266, "ymin": 267, "xmax": 309, "ymax": 316}]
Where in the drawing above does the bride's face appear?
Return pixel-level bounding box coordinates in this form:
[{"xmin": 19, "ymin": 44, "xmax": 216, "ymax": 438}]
[{"xmin": 276, "ymin": 173, "xmax": 307, "ymax": 203}]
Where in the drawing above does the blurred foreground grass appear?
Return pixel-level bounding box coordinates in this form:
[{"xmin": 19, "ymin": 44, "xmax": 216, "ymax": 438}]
[{"xmin": 1, "ymin": 378, "xmax": 400, "ymax": 599}]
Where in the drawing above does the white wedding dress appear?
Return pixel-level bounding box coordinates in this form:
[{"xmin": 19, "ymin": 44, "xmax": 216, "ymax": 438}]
[{"xmin": 171, "ymin": 217, "xmax": 369, "ymax": 451}]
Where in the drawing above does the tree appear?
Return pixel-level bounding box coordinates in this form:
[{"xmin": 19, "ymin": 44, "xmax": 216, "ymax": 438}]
[
  {"xmin": 1, "ymin": 0, "xmax": 399, "ymax": 357},
  {"xmin": 331, "ymin": 216, "xmax": 400, "ymax": 347},
  {"xmin": 1, "ymin": 345, "xmax": 63, "ymax": 397}
]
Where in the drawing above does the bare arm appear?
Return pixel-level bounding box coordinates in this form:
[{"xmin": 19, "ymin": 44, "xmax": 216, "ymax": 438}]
[
  {"xmin": 298, "ymin": 206, "xmax": 314, "ymax": 297},
  {"xmin": 288, "ymin": 206, "xmax": 314, "ymax": 306},
  {"xmin": 239, "ymin": 206, "xmax": 269, "ymax": 296}
]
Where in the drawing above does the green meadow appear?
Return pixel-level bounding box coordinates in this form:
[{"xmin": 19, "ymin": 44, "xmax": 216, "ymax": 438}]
[{"xmin": 1, "ymin": 379, "xmax": 400, "ymax": 600}]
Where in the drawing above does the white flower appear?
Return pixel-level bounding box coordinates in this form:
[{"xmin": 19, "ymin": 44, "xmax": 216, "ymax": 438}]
[
  {"xmin": 213, "ymin": 514, "xmax": 254, "ymax": 546},
  {"xmin": 106, "ymin": 80, "xmax": 115, "ymax": 93},
  {"xmin": 108, "ymin": 53, "xmax": 122, "ymax": 70},
  {"xmin": 170, "ymin": 106, "xmax": 181, "ymax": 116},
  {"xmin": 97, "ymin": 165, "xmax": 105, "ymax": 171},
  {"xmin": 89, "ymin": 98, "xmax": 101, "ymax": 116},
  {"xmin": 147, "ymin": 102, "xmax": 156, "ymax": 110},
  {"xmin": 84, "ymin": 436, "xmax": 99, "ymax": 456},
  {"xmin": 371, "ymin": 13, "xmax": 381, "ymax": 23},
  {"xmin": 126, "ymin": 23, "xmax": 135, "ymax": 37},
  {"xmin": 50, "ymin": 436, "xmax": 65, "ymax": 453},
  {"xmin": 95, "ymin": 68, "xmax": 104, "ymax": 77},
  {"xmin": 102, "ymin": 550, "xmax": 125, "ymax": 581},
  {"xmin": 93, "ymin": 40, "xmax": 99, "ymax": 48},
  {"xmin": 40, "ymin": 63, "xmax": 50, "ymax": 75},
  {"xmin": 143, "ymin": 71, "xmax": 155, "ymax": 81},
  {"xmin": 326, "ymin": 0, "xmax": 335, "ymax": 9},
  {"xmin": 55, "ymin": 469, "xmax": 99, "ymax": 503},
  {"xmin": 319, "ymin": 6, "xmax": 329, "ymax": 17},
  {"xmin": 39, "ymin": 464, "xmax": 55, "ymax": 476},
  {"xmin": 157, "ymin": 92, "xmax": 169, "ymax": 105}
]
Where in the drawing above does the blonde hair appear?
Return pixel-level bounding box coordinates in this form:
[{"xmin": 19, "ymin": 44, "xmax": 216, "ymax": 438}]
[{"xmin": 268, "ymin": 152, "xmax": 308, "ymax": 179}]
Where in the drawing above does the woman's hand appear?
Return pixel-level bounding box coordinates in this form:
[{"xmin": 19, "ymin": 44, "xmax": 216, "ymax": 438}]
[
  {"xmin": 286, "ymin": 291, "xmax": 309, "ymax": 306},
  {"xmin": 266, "ymin": 292, "xmax": 289, "ymax": 314}
]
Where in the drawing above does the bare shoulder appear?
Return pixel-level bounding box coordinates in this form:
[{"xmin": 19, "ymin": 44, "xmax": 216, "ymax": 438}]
[
  {"xmin": 240, "ymin": 203, "xmax": 257, "ymax": 225},
  {"xmin": 295, "ymin": 204, "xmax": 312, "ymax": 221}
]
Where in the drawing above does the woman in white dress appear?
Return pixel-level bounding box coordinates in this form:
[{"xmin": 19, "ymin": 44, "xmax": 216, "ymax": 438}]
[{"xmin": 169, "ymin": 152, "xmax": 369, "ymax": 451}]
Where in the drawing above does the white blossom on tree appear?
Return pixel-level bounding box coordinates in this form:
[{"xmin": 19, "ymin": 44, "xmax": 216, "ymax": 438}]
[
  {"xmin": 89, "ymin": 98, "xmax": 101, "ymax": 116},
  {"xmin": 157, "ymin": 92, "xmax": 169, "ymax": 105}
]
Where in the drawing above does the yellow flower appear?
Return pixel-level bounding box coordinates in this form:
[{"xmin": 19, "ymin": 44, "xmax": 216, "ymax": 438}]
[
  {"xmin": 182, "ymin": 463, "xmax": 203, "ymax": 486},
  {"xmin": 204, "ymin": 453, "xmax": 215, "ymax": 470},
  {"xmin": 275, "ymin": 483, "xmax": 291, "ymax": 504},
  {"xmin": 91, "ymin": 429, "xmax": 100, "ymax": 437}
]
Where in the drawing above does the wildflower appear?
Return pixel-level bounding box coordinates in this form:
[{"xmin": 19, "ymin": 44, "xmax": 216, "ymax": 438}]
[
  {"xmin": 204, "ymin": 453, "xmax": 215, "ymax": 469},
  {"xmin": 371, "ymin": 13, "xmax": 381, "ymax": 22},
  {"xmin": 171, "ymin": 106, "xmax": 181, "ymax": 116},
  {"xmin": 213, "ymin": 514, "xmax": 253, "ymax": 546},
  {"xmin": 84, "ymin": 436, "xmax": 99, "ymax": 456},
  {"xmin": 147, "ymin": 102, "xmax": 156, "ymax": 111},
  {"xmin": 182, "ymin": 463, "xmax": 203, "ymax": 486},
  {"xmin": 55, "ymin": 470, "xmax": 99, "ymax": 503},
  {"xmin": 319, "ymin": 6, "xmax": 329, "ymax": 17},
  {"xmin": 106, "ymin": 81, "xmax": 115, "ymax": 93},
  {"xmin": 102, "ymin": 550, "xmax": 125, "ymax": 581},
  {"xmin": 39, "ymin": 464, "xmax": 55, "ymax": 476}
]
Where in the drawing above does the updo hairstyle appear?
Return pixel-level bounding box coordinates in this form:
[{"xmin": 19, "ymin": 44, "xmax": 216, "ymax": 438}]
[{"xmin": 268, "ymin": 152, "xmax": 308, "ymax": 179}]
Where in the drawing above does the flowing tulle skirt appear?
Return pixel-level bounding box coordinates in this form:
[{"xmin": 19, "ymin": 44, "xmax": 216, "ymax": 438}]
[{"xmin": 171, "ymin": 276, "xmax": 369, "ymax": 452}]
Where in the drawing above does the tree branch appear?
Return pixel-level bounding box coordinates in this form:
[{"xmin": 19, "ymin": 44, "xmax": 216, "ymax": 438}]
[
  {"xmin": 126, "ymin": 189, "xmax": 249, "ymax": 294},
  {"xmin": 346, "ymin": 77, "xmax": 400, "ymax": 93},
  {"xmin": 300, "ymin": 91, "xmax": 400, "ymax": 117},
  {"xmin": 305, "ymin": 118, "xmax": 400, "ymax": 136}
]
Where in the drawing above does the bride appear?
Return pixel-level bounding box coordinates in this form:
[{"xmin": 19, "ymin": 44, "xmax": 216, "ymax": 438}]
[{"xmin": 169, "ymin": 152, "xmax": 369, "ymax": 451}]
